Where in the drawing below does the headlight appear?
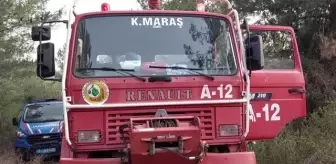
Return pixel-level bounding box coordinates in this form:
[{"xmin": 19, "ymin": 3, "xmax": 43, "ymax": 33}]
[
  {"xmin": 78, "ymin": 130, "xmax": 100, "ymax": 143},
  {"xmin": 59, "ymin": 121, "xmax": 64, "ymax": 133},
  {"xmin": 219, "ymin": 125, "xmax": 239, "ymax": 137},
  {"xmin": 16, "ymin": 131, "xmax": 26, "ymax": 138}
]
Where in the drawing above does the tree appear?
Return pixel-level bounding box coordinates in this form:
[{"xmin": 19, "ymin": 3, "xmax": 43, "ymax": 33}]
[
  {"xmin": 56, "ymin": 43, "xmax": 66, "ymax": 74},
  {"xmin": 0, "ymin": 0, "xmax": 64, "ymax": 151},
  {"xmin": 0, "ymin": 0, "xmax": 64, "ymax": 73}
]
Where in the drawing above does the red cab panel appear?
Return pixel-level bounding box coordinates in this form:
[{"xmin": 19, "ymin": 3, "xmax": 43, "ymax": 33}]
[{"xmin": 246, "ymin": 25, "xmax": 307, "ymax": 140}]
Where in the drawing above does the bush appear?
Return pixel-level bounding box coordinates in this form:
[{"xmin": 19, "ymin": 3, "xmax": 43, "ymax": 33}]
[
  {"xmin": 0, "ymin": 70, "xmax": 61, "ymax": 163},
  {"xmin": 250, "ymin": 102, "xmax": 336, "ymax": 164}
]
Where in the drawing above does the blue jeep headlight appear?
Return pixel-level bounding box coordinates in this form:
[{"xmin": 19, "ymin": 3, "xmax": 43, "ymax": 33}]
[{"xmin": 16, "ymin": 131, "xmax": 26, "ymax": 138}]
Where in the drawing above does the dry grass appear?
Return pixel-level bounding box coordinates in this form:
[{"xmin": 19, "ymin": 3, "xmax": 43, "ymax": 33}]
[
  {"xmin": 318, "ymin": 34, "xmax": 336, "ymax": 60},
  {"xmin": 249, "ymin": 102, "xmax": 336, "ymax": 164},
  {"xmin": 0, "ymin": 151, "xmax": 42, "ymax": 164},
  {"xmin": 0, "ymin": 134, "xmax": 57, "ymax": 164},
  {"xmin": 0, "ymin": 76, "xmax": 62, "ymax": 164},
  {"xmin": 0, "ymin": 152, "xmax": 58, "ymax": 164}
]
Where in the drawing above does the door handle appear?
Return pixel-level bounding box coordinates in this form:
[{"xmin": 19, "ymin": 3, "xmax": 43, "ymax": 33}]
[{"xmin": 288, "ymin": 88, "xmax": 305, "ymax": 94}]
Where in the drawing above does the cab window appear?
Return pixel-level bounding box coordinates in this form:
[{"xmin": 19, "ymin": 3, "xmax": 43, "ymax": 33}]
[
  {"xmin": 249, "ymin": 31, "xmax": 294, "ymax": 69},
  {"xmin": 73, "ymin": 15, "xmax": 237, "ymax": 77}
]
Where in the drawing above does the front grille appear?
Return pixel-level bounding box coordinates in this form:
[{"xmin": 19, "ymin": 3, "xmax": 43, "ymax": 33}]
[
  {"xmin": 105, "ymin": 108, "xmax": 214, "ymax": 145},
  {"xmin": 27, "ymin": 133, "xmax": 61, "ymax": 145}
]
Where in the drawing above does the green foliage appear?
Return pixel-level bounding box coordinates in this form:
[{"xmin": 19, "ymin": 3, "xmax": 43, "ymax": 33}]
[
  {"xmin": 56, "ymin": 43, "xmax": 66, "ymax": 74},
  {"xmin": 137, "ymin": 0, "xmax": 149, "ymax": 9},
  {"xmin": 0, "ymin": 69, "xmax": 61, "ymax": 148},
  {"xmin": 137, "ymin": 0, "xmax": 230, "ymax": 12},
  {"xmin": 0, "ymin": 0, "xmax": 63, "ymax": 156},
  {"xmin": 250, "ymin": 102, "xmax": 336, "ymax": 164},
  {"xmin": 0, "ymin": 0, "xmax": 63, "ymax": 62},
  {"xmin": 163, "ymin": 0, "xmax": 196, "ymax": 11}
]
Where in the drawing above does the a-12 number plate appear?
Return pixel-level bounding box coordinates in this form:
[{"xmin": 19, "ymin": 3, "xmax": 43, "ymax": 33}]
[{"xmin": 36, "ymin": 148, "xmax": 56, "ymax": 154}]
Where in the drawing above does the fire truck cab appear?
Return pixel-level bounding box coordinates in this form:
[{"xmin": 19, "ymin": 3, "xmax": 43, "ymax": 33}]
[{"xmin": 31, "ymin": 0, "xmax": 306, "ymax": 164}]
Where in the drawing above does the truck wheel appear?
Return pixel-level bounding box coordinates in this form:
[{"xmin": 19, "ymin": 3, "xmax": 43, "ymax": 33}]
[
  {"xmin": 14, "ymin": 149, "xmax": 21, "ymax": 156},
  {"xmin": 14, "ymin": 149, "xmax": 29, "ymax": 163},
  {"xmin": 22, "ymin": 151, "xmax": 31, "ymax": 162}
]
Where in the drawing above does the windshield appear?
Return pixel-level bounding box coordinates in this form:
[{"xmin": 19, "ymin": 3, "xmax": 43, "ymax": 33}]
[
  {"xmin": 23, "ymin": 103, "xmax": 64, "ymax": 123},
  {"xmin": 73, "ymin": 15, "xmax": 237, "ymax": 77}
]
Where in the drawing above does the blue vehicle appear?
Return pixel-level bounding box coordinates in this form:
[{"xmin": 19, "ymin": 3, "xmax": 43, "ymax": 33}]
[{"xmin": 12, "ymin": 99, "xmax": 64, "ymax": 161}]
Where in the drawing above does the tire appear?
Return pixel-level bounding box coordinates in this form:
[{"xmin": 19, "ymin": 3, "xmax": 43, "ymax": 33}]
[
  {"xmin": 14, "ymin": 148, "xmax": 30, "ymax": 163},
  {"xmin": 22, "ymin": 150, "xmax": 31, "ymax": 162}
]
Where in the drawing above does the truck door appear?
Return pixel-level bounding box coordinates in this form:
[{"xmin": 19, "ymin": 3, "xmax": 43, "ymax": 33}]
[{"xmin": 246, "ymin": 25, "xmax": 307, "ymax": 140}]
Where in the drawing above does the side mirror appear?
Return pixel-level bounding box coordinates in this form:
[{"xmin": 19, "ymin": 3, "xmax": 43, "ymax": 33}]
[
  {"xmin": 37, "ymin": 43, "xmax": 56, "ymax": 78},
  {"xmin": 31, "ymin": 26, "xmax": 51, "ymax": 41},
  {"xmin": 245, "ymin": 35, "xmax": 264, "ymax": 71},
  {"xmin": 12, "ymin": 117, "xmax": 18, "ymax": 126}
]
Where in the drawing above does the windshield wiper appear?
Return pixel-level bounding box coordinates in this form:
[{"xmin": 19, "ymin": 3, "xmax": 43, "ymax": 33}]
[
  {"xmin": 77, "ymin": 67, "xmax": 146, "ymax": 82},
  {"xmin": 149, "ymin": 65, "xmax": 214, "ymax": 81}
]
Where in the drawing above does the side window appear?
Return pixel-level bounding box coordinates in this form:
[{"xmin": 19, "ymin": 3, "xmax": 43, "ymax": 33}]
[
  {"xmin": 75, "ymin": 20, "xmax": 92, "ymax": 69},
  {"xmin": 214, "ymin": 32, "xmax": 235, "ymax": 74},
  {"xmin": 250, "ymin": 30, "xmax": 294, "ymax": 69}
]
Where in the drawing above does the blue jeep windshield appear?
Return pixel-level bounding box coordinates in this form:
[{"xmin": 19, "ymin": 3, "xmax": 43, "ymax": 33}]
[
  {"xmin": 23, "ymin": 103, "xmax": 63, "ymax": 123},
  {"xmin": 73, "ymin": 15, "xmax": 237, "ymax": 77}
]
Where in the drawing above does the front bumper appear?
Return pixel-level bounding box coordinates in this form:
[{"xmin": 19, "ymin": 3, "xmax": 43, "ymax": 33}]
[
  {"xmin": 15, "ymin": 139, "xmax": 61, "ymax": 158},
  {"xmin": 15, "ymin": 133, "xmax": 62, "ymax": 158},
  {"xmin": 60, "ymin": 152, "xmax": 256, "ymax": 164},
  {"xmin": 16, "ymin": 145, "xmax": 61, "ymax": 158}
]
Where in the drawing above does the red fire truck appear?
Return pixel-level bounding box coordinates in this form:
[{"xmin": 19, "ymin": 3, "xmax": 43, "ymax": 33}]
[{"xmin": 31, "ymin": 0, "xmax": 307, "ymax": 163}]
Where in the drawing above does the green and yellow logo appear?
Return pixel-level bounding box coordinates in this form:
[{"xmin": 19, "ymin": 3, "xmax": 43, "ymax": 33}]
[{"xmin": 82, "ymin": 81, "xmax": 109, "ymax": 105}]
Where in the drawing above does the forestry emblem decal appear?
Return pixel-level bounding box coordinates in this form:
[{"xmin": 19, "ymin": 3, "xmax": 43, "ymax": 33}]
[{"xmin": 82, "ymin": 81, "xmax": 109, "ymax": 105}]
